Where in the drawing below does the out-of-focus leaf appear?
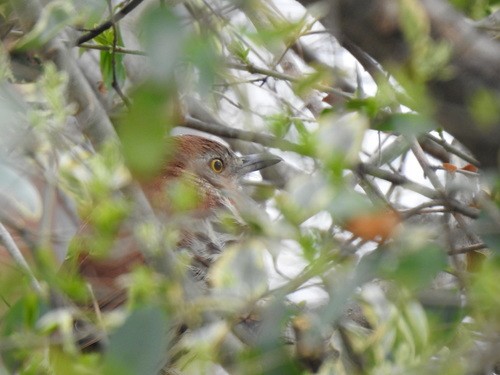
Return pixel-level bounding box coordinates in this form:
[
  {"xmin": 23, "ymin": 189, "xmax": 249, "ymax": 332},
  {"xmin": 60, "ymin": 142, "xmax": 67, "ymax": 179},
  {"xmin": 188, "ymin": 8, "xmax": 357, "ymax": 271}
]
[
  {"xmin": 380, "ymin": 244, "xmax": 447, "ymax": 291},
  {"xmin": 117, "ymin": 84, "xmax": 174, "ymax": 179},
  {"xmin": 247, "ymin": 20, "xmax": 303, "ymax": 54},
  {"xmin": 469, "ymin": 255, "xmax": 500, "ymax": 320},
  {"xmin": 139, "ymin": 7, "xmax": 185, "ymax": 82},
  {"xmin": 38, "ymin": 308, "xmax": 77, "ymax": 354},
  {"xmin": 2, "ymin": 293, "xmax": 49, "ymax": 371},
  {"xmin": 266, "ymin": 113, "xmax": 292, "ymax": 139},
  {"xmin": 402, "ymin": 301, "xmax": 429, "ymax": 353},
  {"xmin": 328, "ymin": 187, "xmax": 374, "ymax": 223},
  {"xmin": 277, "ymin": 173, "xmax": 333, "ymax": 225},
  {"xmin": 344, "ymin": 209, "xmax": 401, "ymax": 242},
  {"xmin": 469, "ymin": 88, "xmax": 500, "ymax": 128},
  {"xmin": 210, "ymin": 240, "xmax": 268, "ymax": 305},
  {"xmin": 49, "ymin": 346, "xmax": 100, "ymax": 375},
  {"xmin": 245, "ymin": 299, "xmax": 302, "ymax": 375},
  {"xmin": 0, "ymin": 161, "xmax": 42, "ymax": 225},
  {"xmin": 103, "ymin": 307, "xmax": 169, "ymax": 375},
  {"xmin": 184, "ymin": 35, "xmax": 220, "ymax": 95},
  {"xmin": 15, "ymin": 2, "xmax": 79, "ymax": 51},
  {"xmin": 228, "ymin": 39, "xmax": 250, "ymax": 63},
  {"xmin": 3, "ymin": 293, "xmax": 45, "ymax": 335},
  {"xmin": 375, "ymin": 113, "xmax": 435, "ymax": 136},
  {"xmin": 293, "ymin": 68, "xmax": 331, "ymax": 97},
  {"xmin": 316, "ymin": 112, "xmax": 368, "ymax": 167},
  {"xmin": 475, "ymin": 210, "xmax": 500, "ymax": 251},
  {"xmin": 449, "ymin": 0, "xmax": 490, "ymax": 18},
  {"xmin": 346, "ymin": 97, "xmax": 380, "ymax": 118}
]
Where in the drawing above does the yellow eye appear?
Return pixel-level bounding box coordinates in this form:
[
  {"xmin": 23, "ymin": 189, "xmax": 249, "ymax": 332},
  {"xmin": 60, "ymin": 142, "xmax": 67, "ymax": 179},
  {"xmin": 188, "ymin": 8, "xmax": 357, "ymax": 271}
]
[{"xmin": 210, "ymin": 158, "xmax": 224, "ymax": 173}]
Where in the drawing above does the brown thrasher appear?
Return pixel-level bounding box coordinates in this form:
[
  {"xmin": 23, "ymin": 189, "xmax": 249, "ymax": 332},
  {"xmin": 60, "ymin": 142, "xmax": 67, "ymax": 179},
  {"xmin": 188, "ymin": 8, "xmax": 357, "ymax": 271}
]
[{"xmin": 75, "ymin": 134, "xmax": 281, "ymax": 309}]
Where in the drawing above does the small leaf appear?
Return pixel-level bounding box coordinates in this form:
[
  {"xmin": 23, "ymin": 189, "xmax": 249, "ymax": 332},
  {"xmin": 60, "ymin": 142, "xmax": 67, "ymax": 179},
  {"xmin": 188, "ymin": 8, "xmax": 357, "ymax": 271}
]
[
  {"xmin": 140, "ymin": 7, "xmax": 185, "ymax": 82},
  {"xmin": 15, "ymin": 2, "xmax": 79, "ymax": 50},
  {"xmin": 0, "ymin": 162, "xmax": 42, "ymax": 225},
  {"xmin": 382, "ymin": 244, "xmax": 447, "ymax": 290},
  {"xmin": 103, "ymin": 307, "xmax": 169, "ymax": 375},
  {"xmin": 210, "ymin": 240, "xmax": 268, "ymax": 304},
  {"xmin": 442, "ymin": 162, "xmax": 458, "ymax": 172},
  {"xmin": 344, "ymin": 210, "xmax": 401, "ymax": 242},
  {"xmin": 461, "ymin": 163, "xmax": 478, "ymax": 173},
  {"xmin": 376, "ymin": 113, "xmax": 435, "ymax": 136},
  {"xmin": 117, "ymin": 84, "xmax": 174, "ymax": 179}
]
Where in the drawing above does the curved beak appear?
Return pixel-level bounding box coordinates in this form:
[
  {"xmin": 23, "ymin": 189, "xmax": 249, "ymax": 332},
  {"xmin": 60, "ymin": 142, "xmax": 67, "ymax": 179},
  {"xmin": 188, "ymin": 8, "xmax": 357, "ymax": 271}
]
[{"xmin": 238, "ymin": 153, "xmax": 282, "ymax": 176}]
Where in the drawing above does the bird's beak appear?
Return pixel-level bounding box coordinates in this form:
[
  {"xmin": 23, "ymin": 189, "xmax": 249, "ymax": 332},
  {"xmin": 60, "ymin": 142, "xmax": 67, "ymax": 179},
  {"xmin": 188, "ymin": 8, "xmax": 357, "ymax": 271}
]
[{"xmin": 238, "ymin": 153, "xmax": 282, "ymax": 176}]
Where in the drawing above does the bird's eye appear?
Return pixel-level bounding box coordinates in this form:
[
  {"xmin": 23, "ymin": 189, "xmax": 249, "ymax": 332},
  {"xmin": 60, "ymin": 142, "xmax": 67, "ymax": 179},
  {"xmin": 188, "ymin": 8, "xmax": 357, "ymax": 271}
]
[{"xmin": 210, "ymin": 158, "xmax": 224, "ymax": 173}]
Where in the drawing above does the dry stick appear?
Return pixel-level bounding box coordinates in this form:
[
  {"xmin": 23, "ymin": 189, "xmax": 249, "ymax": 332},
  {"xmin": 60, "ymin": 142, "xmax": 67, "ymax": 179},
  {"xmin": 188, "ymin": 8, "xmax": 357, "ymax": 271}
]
[
  {"xmin": 357, "ymin": 163, "xmax": 438, "ymax": 200},
  {"xmin": 341, "ymin": 38, "xmax": 414, "ymax": 109},
  {"xmin": 76, "ymin": 0, "xmax": 145, "ymax": 45},
  {"xmin": 425, "ymin": 133, "xmax": 480, "ymax": 167},
  {"xmin": 0, "ymin": 223, "xmax": 43, "ymax": 295},
  {"xmin": 226, "ymin": 62, "xmax": 353, "ymax": 100},
  {"xmin": 448, "ymin": 242, "xmax": 487, "ymax": 255},
  {"xmin": 356, "ymin": 171, "xmax": 393, "ymax": 207},
  {"xmin": 79, "ymin": 43, "xmax": 147, "ymax": 56},
  {"xmin": 409, "ymin": 137, "xmax": 482, "ymax": 286},
  {"xmin": 409, "ymin": 136, "xmax": 446, "ymax": 193},
  {"xmin": 410, "ymin": 137, "xmax": 482, "ymax": 221},
  {"xmin": 183, "ymin": 115, "xmax": 300, "ymax": 152}
]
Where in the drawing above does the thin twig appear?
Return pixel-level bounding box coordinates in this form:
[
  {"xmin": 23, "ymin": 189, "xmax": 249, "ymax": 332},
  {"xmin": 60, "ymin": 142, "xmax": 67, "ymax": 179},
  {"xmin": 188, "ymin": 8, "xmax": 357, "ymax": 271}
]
[
  {"xmin": 409, "ymin": 136, "xmax": 446, "ymax": 193},
  {"xmin": 356, "ymin": 162, "xmax": 438, "ymax": 199},
  {"xmin": 76, "ymin": 0, "xmax": 145, "ymax": 45},
  {"xmin": 183, "ymin": 115, "xmax": 300, "ymax": 152},
  {"xmin": 108, "ymin": 0, "xmax": 130, "ymax": 107},
  {"xmin": 79, "ymin": 43, "xmax": 146, "ymax": 56},
  {"xmin": 447, "ymin": 242, "xmax": 487, "ymax": 255},
  {"xmin": 425, "ymin": 133, "xmax": 480, "ymax": 167},
  {"xmin": 226, "ymin": 62, "xmax": 353, "ymax": 100}
]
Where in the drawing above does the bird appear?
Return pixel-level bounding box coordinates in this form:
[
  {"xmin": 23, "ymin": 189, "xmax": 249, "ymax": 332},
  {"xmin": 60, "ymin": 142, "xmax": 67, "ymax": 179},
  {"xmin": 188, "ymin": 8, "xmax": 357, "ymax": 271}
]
[{"xmin": 75, "ymin": 134, "xmax": 282, "ymax": 310}]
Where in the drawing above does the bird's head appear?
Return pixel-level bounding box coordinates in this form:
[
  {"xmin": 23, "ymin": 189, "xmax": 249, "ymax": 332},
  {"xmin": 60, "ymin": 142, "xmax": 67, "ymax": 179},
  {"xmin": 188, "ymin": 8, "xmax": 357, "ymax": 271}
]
[{"xmin": 144, "ymin": 135, "xmax": 281, "ymax": 211}]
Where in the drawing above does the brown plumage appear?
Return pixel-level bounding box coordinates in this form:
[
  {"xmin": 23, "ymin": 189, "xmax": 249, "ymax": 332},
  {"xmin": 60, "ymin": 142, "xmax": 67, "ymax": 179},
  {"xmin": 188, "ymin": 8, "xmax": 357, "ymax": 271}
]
[
  {"xmin": 0, "ymin": 134, "xmax": 280, "ymax": 311},
  {"xmin": 77, "ymin": 134, "xmax": 281, "ymax": 309}
]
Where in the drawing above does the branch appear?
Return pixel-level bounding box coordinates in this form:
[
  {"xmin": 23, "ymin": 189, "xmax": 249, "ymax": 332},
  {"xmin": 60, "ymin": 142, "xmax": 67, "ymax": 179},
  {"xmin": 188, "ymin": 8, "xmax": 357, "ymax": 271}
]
[
  {"xmin": 183, "ymin": 115, "xmax": 300, "ymax": 152},
  {"xmin": 227, "ymin": 62, "xmax": 353, "ymax": 100},
  {"xmin": 79, "ymin": 43, "xmax": 146, "ymax": 56},
  {"xmin": 330, "ymin": 0, "xmax": 500, "ymax": 169},
  {"xmin": 76, "ymin": 0, "xmax": 145, "ymax": 45}
]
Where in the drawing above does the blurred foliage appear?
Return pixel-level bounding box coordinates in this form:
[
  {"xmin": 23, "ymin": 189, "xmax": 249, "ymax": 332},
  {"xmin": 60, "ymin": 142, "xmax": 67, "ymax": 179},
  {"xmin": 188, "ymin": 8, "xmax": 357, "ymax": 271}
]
[{"xmin": 0, "ymin": 0, "xmax": 499, "ymax": 374}]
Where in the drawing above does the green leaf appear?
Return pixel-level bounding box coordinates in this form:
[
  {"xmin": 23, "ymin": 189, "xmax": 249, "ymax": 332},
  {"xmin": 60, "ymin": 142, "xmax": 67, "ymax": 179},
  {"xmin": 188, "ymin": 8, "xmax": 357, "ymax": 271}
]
[
  {"xmin": 117, "ymin": 84, "xmax": 174, "ymax": 179},
  {"xmin": 469, "ymin": 89, "xmax": 500, "ymax": 128},
  {"xmin": 103, "ymin": 307, "xmax": 169, "ymax": 375},
  {"xmin": 376, "ymin": 113, "xmax": 435, "ymax": 136},
  {"xmin": 96, "ymin": 28, "xmax": 126, "ymax": 89},
  {"xmin": 381, "ymin": 244, "xmax": 447, "ymax": 290},
  {"xmin": 0, "ymin": 161, "xmax": 42, "ymax": 224},
  {"xmin": 210, "ymin": 240, "xmax": 268, "ymax": 304},
  {"xmin": 346, "ymin": 97, "xmax": 380, "ymax": 118},
  {"xmin": 15, "ymin": 2, "xmax": 79, "ymax": 50},
  {"xmin": 140, "ymin": 7, "xmax": 185, "ymax": 82},
  {"xmin": 184, "ymin": 34, "xmax": 220, "ymax": 95}
]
